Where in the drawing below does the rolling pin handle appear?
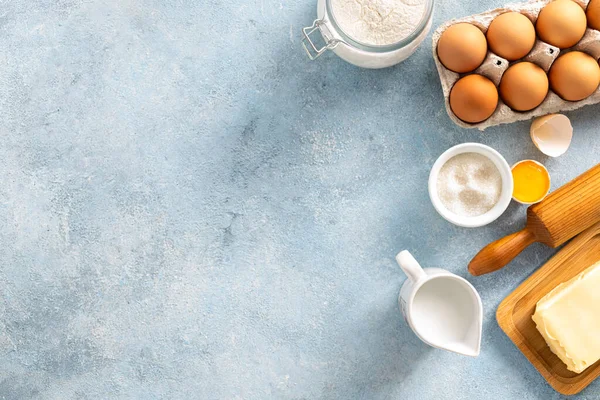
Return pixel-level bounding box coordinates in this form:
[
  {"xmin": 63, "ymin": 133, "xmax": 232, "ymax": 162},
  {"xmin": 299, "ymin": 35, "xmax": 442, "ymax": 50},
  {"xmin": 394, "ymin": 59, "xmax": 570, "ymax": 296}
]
[{"xmin": 468, "ymin": 229, "xmax": 537, "ymax": 276}]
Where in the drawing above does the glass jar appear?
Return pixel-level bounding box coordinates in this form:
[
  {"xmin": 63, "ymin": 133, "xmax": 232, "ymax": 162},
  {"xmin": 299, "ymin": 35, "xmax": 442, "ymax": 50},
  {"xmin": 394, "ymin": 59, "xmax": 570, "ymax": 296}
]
[{"xmin": 302, "ymin": 0, "xmax": 434, "ymax": 69}]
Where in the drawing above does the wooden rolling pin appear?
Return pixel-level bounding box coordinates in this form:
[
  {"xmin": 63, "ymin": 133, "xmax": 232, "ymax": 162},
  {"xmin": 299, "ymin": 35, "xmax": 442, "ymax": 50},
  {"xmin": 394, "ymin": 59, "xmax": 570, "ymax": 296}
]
[{"xmin": 469, "ymin": 163, "xmax": 600, "ymax": 276}]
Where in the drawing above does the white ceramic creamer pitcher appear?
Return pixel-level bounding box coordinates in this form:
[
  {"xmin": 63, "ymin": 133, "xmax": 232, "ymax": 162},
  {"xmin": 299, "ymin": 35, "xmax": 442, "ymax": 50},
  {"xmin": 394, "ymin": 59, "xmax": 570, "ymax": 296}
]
[{"xmin": 396, "ymin": 250, "xmax": 483, "ymax": 357}]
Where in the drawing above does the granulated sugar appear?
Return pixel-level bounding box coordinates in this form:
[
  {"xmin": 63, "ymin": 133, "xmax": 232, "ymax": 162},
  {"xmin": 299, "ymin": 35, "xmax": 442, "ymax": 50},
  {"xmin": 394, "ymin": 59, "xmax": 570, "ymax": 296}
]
[{"xmin": 437, "ymin": 153, "xmax": 502, "ymax": 217}]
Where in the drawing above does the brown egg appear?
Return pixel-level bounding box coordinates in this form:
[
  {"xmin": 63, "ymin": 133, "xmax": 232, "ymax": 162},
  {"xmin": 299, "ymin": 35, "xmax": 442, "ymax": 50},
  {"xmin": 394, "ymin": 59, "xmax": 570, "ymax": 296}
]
[
  {"xmin": 549, "ymin": 51, "xmax": 600, "ymax": 101},
  {"xmin": 499, "ymin": 62, "xmax": 549, "ymax": 111},
  {"xmin": 487, "ymin": 12, "xmax": 536, "ymax": 61},
  {"xmin": 588, "ymin": 0, "xmax": 600, "ymax": 30},
  {"xmin": 450, "ymin": 75, "xmax": 499, "ymax": 123},
  {"xmin": 536, "ymin": 0, "xmax": 587, "ymax": 49},
  {"xmin": 437, "ymin": 23, "xmax": 487, "ymax": 73}
]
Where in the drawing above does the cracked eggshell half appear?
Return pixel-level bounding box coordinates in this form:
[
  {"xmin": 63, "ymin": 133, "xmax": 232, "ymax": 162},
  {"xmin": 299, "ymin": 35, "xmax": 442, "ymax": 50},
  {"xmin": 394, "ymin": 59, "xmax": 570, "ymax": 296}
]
[{"xmin": 530, "ymin": 114, "xmax": 573, "ymax": 157}]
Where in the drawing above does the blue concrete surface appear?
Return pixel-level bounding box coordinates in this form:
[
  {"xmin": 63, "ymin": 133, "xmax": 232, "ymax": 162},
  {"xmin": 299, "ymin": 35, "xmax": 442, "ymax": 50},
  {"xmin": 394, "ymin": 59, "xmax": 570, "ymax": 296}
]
[{"xmin": 0, "ymin": 0, "xmax": 599, "ymax": 399}]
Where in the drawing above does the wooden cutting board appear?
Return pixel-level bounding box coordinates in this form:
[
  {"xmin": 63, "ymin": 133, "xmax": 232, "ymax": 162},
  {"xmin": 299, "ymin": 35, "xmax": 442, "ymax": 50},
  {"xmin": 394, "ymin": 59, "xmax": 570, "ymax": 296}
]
[{"xmin": 497, "ymin": 221, "xmax": 600, "ymax": 395}]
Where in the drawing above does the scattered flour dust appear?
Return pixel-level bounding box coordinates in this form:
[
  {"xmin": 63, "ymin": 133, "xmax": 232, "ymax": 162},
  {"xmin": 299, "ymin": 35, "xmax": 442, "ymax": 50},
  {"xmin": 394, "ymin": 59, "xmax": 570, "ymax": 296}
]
[
  {"xmin": 330, "ymin": 0, "xmax": 427, "ymax": 46},
  {"xmin": 437, "ymin": 153, "xmax": 502, "ymax": 217}
]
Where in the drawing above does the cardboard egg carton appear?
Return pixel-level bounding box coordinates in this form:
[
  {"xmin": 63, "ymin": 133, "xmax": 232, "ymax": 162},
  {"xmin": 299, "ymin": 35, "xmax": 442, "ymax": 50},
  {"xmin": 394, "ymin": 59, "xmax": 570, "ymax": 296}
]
[{"xmin": 433, "ymin": 0, "xmax": 600, "ymax": 130}]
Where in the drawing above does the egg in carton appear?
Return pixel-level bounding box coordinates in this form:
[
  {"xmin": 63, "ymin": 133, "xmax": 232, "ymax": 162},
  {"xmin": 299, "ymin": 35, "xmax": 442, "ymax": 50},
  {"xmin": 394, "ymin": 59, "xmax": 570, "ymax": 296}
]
[{"xmin": 433, "ymin": 0, "xmax": 600, "ymax": 130}]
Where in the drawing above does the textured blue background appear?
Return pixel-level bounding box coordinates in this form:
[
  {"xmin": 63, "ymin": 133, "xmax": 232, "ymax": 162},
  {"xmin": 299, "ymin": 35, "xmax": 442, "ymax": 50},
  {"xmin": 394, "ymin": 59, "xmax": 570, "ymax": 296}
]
[{"xmin": 0, "ymin": 0, "xmax": 599, "ymax": 399}]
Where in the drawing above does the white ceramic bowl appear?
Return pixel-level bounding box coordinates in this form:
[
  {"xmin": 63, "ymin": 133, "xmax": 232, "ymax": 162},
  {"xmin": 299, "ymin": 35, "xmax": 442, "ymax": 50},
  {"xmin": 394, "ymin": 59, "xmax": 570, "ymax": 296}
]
[{"xmin": 428, "ymin": 143, "xmax": 514, "ymax": 228}]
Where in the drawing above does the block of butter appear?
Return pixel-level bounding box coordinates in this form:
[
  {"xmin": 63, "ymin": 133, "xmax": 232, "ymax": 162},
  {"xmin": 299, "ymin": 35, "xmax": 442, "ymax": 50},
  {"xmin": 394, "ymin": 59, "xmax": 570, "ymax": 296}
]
[{"xmin": 532, "ymin": 260, "xmax": 600, "ymax": 374}]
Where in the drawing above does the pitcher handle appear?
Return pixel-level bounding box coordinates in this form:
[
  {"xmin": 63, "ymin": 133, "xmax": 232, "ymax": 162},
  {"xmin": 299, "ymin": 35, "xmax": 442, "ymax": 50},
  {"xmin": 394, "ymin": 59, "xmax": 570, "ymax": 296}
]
[{"xmin": 396, "ymin": 250, "xmax": 427, "ymax": 283}]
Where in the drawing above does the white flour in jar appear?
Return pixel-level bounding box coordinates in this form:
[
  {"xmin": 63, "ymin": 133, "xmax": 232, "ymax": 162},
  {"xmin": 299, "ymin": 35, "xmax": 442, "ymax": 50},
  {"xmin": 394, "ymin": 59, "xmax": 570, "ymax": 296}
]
[
  {"xmin": 330, "ymin": 0, "xmax": 427, "ymax": 46},
  {"xmin": 437, "ymin": 153, "xmax": 502, "ymax": 217}
]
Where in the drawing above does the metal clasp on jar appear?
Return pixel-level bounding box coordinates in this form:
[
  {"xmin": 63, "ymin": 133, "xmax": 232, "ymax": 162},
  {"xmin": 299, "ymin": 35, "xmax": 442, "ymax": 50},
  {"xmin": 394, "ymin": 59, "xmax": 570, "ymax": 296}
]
[{"xmin": 301, "ymin": 18, "xmax": 340, "ymax": 60}]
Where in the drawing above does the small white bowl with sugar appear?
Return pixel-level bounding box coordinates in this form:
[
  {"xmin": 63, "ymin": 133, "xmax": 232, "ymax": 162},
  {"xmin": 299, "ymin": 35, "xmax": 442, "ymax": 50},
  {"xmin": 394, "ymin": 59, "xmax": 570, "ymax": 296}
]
[{"xmin": 429, "ymin": 143, "xmax": 513, "ymax": 228}]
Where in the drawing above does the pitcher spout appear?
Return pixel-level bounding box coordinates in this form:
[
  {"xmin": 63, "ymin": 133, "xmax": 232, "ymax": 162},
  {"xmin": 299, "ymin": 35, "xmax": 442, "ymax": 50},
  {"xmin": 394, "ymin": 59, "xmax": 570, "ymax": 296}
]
[{"xmin": 436, "ymin": 280, "xmax": 483, "ymax": 357}]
